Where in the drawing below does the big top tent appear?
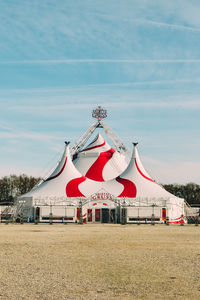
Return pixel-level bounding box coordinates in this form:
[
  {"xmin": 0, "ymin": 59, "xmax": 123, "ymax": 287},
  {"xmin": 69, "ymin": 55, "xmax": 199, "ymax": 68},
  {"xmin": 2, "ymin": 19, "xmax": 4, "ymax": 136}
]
[{"xmin": 17, "ymin": 106, "xmax": 186, "ymax": 224}]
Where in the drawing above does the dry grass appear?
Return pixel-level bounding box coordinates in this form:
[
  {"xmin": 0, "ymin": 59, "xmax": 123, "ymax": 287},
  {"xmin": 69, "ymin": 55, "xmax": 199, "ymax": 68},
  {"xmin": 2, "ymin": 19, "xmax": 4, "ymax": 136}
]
[{"xmin": 0, "ymin": 223, "xmax": 200, "ymax": 299}]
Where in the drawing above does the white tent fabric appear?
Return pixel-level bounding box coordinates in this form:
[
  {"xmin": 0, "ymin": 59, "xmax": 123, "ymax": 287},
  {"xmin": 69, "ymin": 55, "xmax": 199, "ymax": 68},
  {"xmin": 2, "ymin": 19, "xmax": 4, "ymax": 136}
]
[
  {"xmin": 23, "ymin": 144, "xmax": 85, "ymax": 198},
  {"xmin": 77, "ymin": 143, "xmax": 182, "ymax": 200},
  {"xmin": 21, "ymin": 141, "xmax": 182, "ymax": 201},
  {"xmin": 73, "ymin": 133, "xmax": 128, "ymax": 181},
  {"xmin": 18, "ymin": 137, "xmax": 185, "ymax": 223},
  {"xmin": 117, "ymin": 144, "xmax": 176, "ymax": 199},
  {"xmin": 22, "ymin": 142, "xmax": 124, "ymax": 199}
]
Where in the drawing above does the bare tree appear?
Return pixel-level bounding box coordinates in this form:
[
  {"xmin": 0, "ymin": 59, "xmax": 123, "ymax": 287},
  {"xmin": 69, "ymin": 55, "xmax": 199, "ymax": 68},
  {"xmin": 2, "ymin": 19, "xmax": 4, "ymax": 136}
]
[{"xmin": 0, "ymin": 174, "xmax": 41, "ymax": 205}]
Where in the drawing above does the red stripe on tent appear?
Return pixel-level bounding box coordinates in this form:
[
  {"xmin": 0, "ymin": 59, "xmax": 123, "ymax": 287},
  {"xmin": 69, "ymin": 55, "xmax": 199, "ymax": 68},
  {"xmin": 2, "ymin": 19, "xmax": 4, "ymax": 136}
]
[
  {"xmin": 116, "ymin": 177, "xmax": 137, "ymax": 197},
  {"xmin": 169, "ymin": 220, "xmax": 184, "ymax": 224},
  {"xmin": 81, "ymin": 141, "xmax": 106, "ymax": 152},
  {"xmin": 45, "ymin": 157, "xmax": 67, "ymax": 181},
  {"xmin": 135, "ymin": 158, "xmax": 155, "ymax": 183},
  {"xmin": 171, "ymin": 217, "xmax": 182, "ymax": 221},
  {"xmin": 66, "ymin": 176, "xmax": 86, "ymax": 197},
  {"xmin": 169, "ymin": 216, "xmax": 185, "ymax": 224},
  {"xmin": 85, "ymin": 148, "xmax": 115, "ymax": 181}
]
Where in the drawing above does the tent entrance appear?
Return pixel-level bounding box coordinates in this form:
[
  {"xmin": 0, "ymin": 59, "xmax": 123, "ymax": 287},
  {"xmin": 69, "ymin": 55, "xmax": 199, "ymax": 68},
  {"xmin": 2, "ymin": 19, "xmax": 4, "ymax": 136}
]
[
  {"xmin": 101, "ymin": 208, "xmax": 116, "ymax": 223},
  {"xmin": 101, "ymin": 208, "xmax": 109, "ymax": 223},
  {"xmin": 95, "ymin": 209, "xmax": 101, "ymax": 222},
  {"xmin": 86, "ymin": 208, "xmax": 117, "ymax": 223},
  {"xmin": 35, "ymin": 207, "xmax": 40, "ymax": 221}
]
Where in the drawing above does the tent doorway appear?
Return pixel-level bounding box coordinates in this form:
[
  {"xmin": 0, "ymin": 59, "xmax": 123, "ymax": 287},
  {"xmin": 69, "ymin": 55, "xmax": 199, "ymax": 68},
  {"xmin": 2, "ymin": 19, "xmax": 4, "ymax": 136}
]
[
  {"xmin": 101, "ymin": 208, "xmax": 116, "ymax": 223},
  {"xmin": 87, "ymin": 209, "xmax": 92, "ymax": 222},
  {"xmin": 35, "ymin": 207, "xmax": 40, "ymax": 222},
  {"xmin": 101, "ymin": 208, "xmax": 109, "ymax": 223},
  {"xmin": 95, "ymin": 209, "xmax": 101, "ymax": 222},
  {"xmin": 35, "ymin": 207, "xmax": 40, "ymax": 218},
  {"xmin": 110, "ymin": 209, "xmax": 116, "ymax": 223}
]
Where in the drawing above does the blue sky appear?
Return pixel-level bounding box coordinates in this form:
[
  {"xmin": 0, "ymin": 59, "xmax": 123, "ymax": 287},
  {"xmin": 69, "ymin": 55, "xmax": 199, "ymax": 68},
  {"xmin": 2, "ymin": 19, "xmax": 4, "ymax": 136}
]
[{"xmin": 0, "ymin": 0, "xmax": 200, "ymax": 184}]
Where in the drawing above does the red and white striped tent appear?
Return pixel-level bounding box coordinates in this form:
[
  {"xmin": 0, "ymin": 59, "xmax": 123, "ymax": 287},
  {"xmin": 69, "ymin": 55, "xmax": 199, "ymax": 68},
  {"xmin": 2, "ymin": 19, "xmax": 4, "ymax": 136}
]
[
  {"xmin": 19, "ymin": 135, "xmax": 185, "ymax": 224},
  {"xmin": 73, "ymin": 133, "xmax": 128, "ymax": 182}
]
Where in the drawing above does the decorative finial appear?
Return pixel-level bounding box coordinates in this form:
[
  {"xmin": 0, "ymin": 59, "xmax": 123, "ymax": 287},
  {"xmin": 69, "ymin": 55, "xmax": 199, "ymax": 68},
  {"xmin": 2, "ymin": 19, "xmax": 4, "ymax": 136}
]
[
  {"xmin": 133, "ymin": 142, "xmax": 138, "ymax": 146},
  {"xmin": 92, "ymin": 106, "xmax": 107, "ymax": 121}
]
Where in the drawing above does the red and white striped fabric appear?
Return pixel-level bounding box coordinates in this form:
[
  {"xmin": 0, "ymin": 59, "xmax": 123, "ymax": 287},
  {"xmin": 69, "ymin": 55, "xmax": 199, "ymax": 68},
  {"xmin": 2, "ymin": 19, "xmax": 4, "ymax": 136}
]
[
  {"xmin": 73, "ymin": 133, "xmax": 128, "ymax": 182},
  {"xmin": 116, "ymin": 144, "xmax": 174, "ymax": 199},
  {"xmin": 20, "ymin": 136, "xmax": 185, "ymax": 224},
  {"xmin": 24, "ymin": 140, "xmax": 179, "ymax": 200}
]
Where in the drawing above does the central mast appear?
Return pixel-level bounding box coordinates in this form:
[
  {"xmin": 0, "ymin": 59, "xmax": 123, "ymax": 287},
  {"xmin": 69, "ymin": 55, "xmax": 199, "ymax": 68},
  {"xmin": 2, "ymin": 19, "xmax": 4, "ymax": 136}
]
[{"xmin": 71, "ymin": 106, "xmax": 130, "ymax": 159}]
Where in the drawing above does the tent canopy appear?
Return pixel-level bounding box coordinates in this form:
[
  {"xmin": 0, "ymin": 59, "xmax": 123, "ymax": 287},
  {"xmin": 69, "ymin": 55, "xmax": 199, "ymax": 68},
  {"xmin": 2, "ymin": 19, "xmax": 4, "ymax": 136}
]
[{"xmin": 20, "ymin": 138, "xmax": 181, "ymax": 201}]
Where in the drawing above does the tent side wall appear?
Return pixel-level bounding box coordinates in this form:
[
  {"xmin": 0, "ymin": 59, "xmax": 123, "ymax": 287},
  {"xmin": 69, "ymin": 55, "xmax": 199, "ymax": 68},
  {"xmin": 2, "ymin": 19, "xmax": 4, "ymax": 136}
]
[
  {"xmin": 17, "ymin": 196, "xmax": 186, "ymax": 224},
  {"xmin": 126, "ymin": 206, "xmax": 164, "ymax": 223},
  {"xmin": 39, "ymin": 206, "xmax": 76, "ymax": 222},
  {"xmin": 126, "ymin": 197, "xmax": 185, "ymax": 224},
  {"xmin": 167, "ymin": 197, "xmax": 185, "ymax": 223},
  {"xmin": 17, "ymin": 195, "xmax": 78, "ymax": 222}
]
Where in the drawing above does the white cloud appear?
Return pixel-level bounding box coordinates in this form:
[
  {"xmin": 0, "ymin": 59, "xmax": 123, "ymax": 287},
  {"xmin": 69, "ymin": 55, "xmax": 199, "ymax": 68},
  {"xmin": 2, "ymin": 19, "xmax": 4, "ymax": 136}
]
[
  {"xmin": 2, "ymin": 59, "xmax": 200, "ymax": 65},
  {"xmin": 143, "ymin": 156, "xmax": 200, "ymax": 184},
  {"xmin": 0, "ymin": 130, "xmax": 62, "ymax": 142},
  {"xmin": 4, "ymin": 98, "xmax": 200, "ymax": 112},
  {"xmin": 94, "ymin": 11, "xmax": 200, "ymax": 32},
  {"xmin": 140, "ymin": 19, "xmax": 200, "ymax": 32},
  {"xmin": 2, "ymin": 77, "xmax": 200, "ymax": 94}
]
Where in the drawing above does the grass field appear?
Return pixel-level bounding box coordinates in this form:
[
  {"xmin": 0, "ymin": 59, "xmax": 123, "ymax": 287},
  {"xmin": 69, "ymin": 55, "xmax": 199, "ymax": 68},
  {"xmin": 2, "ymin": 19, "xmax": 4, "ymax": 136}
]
[{"xmin": 0, "ymin": 223, "xmax": 199, "ymax": 300}]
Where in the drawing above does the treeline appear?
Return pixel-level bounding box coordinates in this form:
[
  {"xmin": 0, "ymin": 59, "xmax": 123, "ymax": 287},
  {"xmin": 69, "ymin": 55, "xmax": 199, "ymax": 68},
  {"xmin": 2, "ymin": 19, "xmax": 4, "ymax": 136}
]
[
  {"xmin": 0, "ymin": 174, "xmax": 41, "ymax": 205},
  {"xmin": 163, "ymin": 183, "xmax": 200, "ymax": 206},
  {"xmin": 0, "ymin": 175, "xmax": 199, "ymax": 206}
]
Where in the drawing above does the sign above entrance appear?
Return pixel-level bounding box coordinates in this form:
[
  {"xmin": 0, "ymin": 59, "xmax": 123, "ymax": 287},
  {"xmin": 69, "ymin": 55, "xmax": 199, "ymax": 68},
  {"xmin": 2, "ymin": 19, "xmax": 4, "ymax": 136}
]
[{"xmin": 91, "ymin": 192, "xmax": 114, "ymax": 201}]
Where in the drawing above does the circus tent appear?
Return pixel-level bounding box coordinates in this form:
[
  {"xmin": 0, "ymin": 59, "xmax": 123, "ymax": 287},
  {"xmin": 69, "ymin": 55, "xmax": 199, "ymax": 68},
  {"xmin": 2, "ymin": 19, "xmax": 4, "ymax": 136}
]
[
  {"xmin": 18, "ymin": 127, "xmax": 185, "ymax": 224},
  {"xmin": 14, "ymin": 105, "xmax": 186, "ymax": 223},
  {"xmin": 73, "ymin": 133, "xmax": 128, "ymax": 182}
]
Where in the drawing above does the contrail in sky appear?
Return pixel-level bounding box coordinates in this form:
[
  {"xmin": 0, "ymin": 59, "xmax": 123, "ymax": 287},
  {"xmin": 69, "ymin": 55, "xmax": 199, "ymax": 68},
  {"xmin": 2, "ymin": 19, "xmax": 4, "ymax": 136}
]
[{"xmin": 1, "ymin": 59, "xmax": 200, "ymax": 65}]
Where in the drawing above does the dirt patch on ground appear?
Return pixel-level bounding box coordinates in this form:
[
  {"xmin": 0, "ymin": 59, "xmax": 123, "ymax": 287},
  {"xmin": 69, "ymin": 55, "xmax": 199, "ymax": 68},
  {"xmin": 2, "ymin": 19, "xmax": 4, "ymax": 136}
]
[{"xmin": 0, "ymin": 224, "xmax": 199, "ymax": 299}]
